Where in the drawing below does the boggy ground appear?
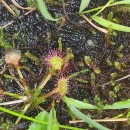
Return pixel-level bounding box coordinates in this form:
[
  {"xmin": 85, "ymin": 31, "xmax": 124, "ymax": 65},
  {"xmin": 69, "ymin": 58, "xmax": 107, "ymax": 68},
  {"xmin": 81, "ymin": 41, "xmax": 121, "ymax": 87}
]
[{"xmin": 0, "ymin": 0, "xmax": 130, "ymax": 129}]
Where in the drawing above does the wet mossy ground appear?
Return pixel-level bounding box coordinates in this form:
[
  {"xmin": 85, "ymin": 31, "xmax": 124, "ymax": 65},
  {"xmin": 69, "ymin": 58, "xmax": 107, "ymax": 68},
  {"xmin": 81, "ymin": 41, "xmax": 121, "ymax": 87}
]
[{"xmin": 0, "ymin": 0, "xmax": 130, "ymax": 129}]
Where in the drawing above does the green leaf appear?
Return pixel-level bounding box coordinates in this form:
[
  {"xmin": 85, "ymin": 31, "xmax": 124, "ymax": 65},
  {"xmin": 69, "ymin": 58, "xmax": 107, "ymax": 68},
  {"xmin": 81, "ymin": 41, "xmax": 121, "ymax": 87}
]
[
  {"xmin": 62, "ymin": 96, "xmax": 97, "ymax": 109},
  {"xmin": 92, "ymin": 15, "xmax": 130, "ymax": 32},
  {"xmin": 104, "ymin": 99, "xmax": 130, "ymax": 109},
  {"xmin": 69, "ymin": 106, "xmax": 110, "ymax": 130},
  {"xmin": 112, "ymin": 0, "xmax": 130, "ymax": 6},
  {"xmin": 37, "ymin": 0, "xmax": 60, "ymax": 21},
  {"xmin": 28, "ymin": 111, "xmax": 48, "ymax": 130},
  {"xmin": 79, "ymin": 0, "xmax": 91, "ymax": 13},
  {"xmin": 47, "ymin": 109, "xmax": 53, "ymax": 130},
  {"xmin": 47, "ymin": 108, "xmax": 59, "ymax": 130}
]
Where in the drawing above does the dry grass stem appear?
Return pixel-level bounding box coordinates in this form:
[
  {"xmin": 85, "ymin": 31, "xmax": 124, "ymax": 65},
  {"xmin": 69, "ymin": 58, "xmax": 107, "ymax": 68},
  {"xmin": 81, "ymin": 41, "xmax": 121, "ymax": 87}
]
[
  {"xmin": 0, "ymin": 64, "xmax": 6, "ymax": 74},
  {"xmin": 0, "ymin": 99, "xmax": 25, "ymax": 106},
  {"xmin": 69, "ymin": 118, "xmax": 128, "ymax": 123},
  {"xmin": 11, "ymin": 0, "xmax": 36, "ymax": 10},
  {"xmin": 81, "ymin": 14, "xmax": 108, "ymax": 34},
  {"xmin": 99, "ymin": 74, "xmax": 130, "ymax": 86},
  {"xmin": 9, "ymin": 68, "xmax": 24, "ymax": 90},
  {"xmin": 2, "ymin": 9, "xmax": 36, "ymax": 29},
  {"xmin": 15, "ymin": 103, "xmax": 31, "ymax": 124},
  {"xmin": 1, "ymin": 0, "xmax": 16, "ymax": 16},
  {"xmin": 37, "ymin": 106, "xmax": 45, "ymax": 111}
]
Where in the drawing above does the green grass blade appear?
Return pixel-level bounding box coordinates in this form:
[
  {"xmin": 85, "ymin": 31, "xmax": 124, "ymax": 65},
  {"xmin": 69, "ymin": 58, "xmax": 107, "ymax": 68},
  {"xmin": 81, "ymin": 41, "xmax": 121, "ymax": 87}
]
[
  {"xmin": 104, "ymin": 99, "xmax": 130, "ymax": 109},
  {"xmin": 94, "ymin": 0, "xmax": 114, "ymax": 16},
  {"xmin": 82, "ymin": 0, "xmax": 130, "ymax": 14},
  {"xmin": 92, "ymin": 15, "xmax": 130, "ymax": 32},
  {"xmin": 63, "ymin": 96, "xmax": 97, "ymax": 109},
  {"xmin": 37, "ymin": 0, "xmax": 60, "ymax": 21},
  {"xmin": 79, "ymin": 0, "xmax": 91, "ymax": 13},
  {"xmin": 69, "ymin": 106, "xmax": 110, "ymax": 130},
  {"xmin": 0, "ymin": 107, "xmax": 85, "ymax": 130},
  {"xmin": 112, "ymin": 0, "xmax": 130, "ymax": 6},
  {"xmin": 0, "ymin": 106, "xmax": 48, "ymax": 124}
]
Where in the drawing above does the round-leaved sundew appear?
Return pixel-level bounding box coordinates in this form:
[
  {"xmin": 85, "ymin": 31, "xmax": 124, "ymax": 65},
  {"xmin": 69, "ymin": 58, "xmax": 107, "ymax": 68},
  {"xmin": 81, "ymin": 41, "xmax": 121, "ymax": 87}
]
[
  {"xmin": 4, "ymin": 49, "xmax": 21, "ymax": 67},
  {"xmin": 44, "ymin": 50, "xmax": 65, "ymax": 71}
]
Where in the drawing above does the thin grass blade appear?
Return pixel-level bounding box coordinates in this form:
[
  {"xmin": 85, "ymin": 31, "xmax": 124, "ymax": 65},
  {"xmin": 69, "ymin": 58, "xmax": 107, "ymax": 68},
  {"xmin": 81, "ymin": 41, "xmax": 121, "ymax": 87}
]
[
  {"xmin": 69, "ymin": 106, "xmax": 110, "ymax": 130},
  {"xmin": 92, "ymin": 15, "xmax": 130, "ymax": 32},
  {"xmin": 63, "ymin": 96, "xmax": 97, "ymax": 109},
  {"xmin": 104, "ymin": 99, "xmax": 130, "ymax": 109},
  {"xmin": 112, "ymin": 0, "xmax": 130, "ymax": 6}
]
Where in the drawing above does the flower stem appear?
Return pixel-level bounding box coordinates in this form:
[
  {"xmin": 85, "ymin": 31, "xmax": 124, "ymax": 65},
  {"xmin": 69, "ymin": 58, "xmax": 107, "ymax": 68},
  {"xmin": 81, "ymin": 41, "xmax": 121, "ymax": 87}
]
[
  {"xmin": 4, "ymin": 92, "xmax": 24, "ymax": 99},
  {"xmin": 39, "ymin": 89, "xmax": 57, "ymax": 99},
  {"xmin": 16, "ymin": 66, "xmax": 30, "ymax": 95},
  {"xmin": 38, "ymin": 73, "xmax": 52, "ymax": 90},
  {"xmin": 15, "ymin": 103, "xmax": 31, "ymax": 125}
]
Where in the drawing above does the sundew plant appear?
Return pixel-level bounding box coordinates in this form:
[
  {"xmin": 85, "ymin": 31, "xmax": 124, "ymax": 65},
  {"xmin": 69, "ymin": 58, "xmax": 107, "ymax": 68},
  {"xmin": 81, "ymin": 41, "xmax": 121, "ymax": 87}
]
[{"xmin": 0, "ymin": 0, "xmax": 130, "ymax": 130}]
